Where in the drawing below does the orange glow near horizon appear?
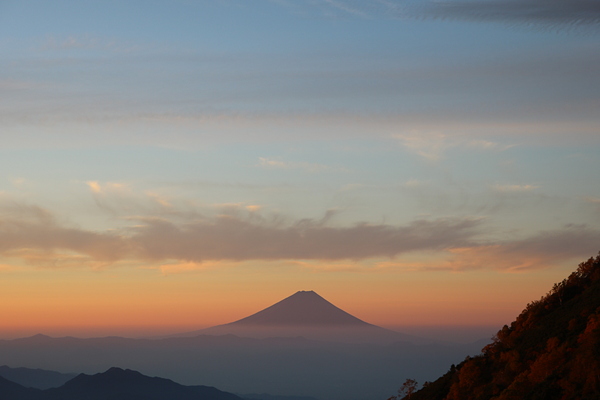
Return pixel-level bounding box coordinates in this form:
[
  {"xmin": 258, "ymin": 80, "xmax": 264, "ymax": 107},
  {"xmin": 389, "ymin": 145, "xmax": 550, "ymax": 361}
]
[{"xmin": 0, "ymin": 258, "xmax": 573, "ymax": 339}]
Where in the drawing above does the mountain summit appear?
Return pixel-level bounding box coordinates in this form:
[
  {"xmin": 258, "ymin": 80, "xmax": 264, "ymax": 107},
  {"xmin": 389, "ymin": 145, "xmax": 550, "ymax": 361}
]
[
  {"xmin": 232, "ymin": 290, "xmax": 370, "ymax": 327},
  {"xmin": 174, "ymin": 291, "xmax": 419, "ymax": 344}
]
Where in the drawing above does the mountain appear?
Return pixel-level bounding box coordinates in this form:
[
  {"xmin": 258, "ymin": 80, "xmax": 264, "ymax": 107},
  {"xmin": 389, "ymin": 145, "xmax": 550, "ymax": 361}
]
[
  {"xmin": 399, "ymin": 252, "xmax": 600, "ymax": 400},
  {"xmin": 0, "ymin": 367, "xmax": 243, "ymax": 400},
  {"xmin": 0, "ymin": 366, "xmax": 76, "ymax": 390},
  {"xmin": 230, "ymin": 290, "xmax": 368, "ymax": 326},
  {"xmin": 174, "ymin": 290, "xmax": 422, "ymax": 344}
]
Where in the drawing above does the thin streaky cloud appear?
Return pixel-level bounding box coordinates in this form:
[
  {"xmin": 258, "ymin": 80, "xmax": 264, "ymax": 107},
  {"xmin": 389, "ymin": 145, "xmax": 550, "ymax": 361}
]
[
  {"xmin": 321, "ymin": 0, "xmax": 371, "ymax": 18},
  {"xmin": 257, "ymin": 157, "xmax": 345, "ymax": 173},
  {"xmin": 418, "ymin": 0, "xmax": 600, "ymax": 26},
  {"xmin": 266, "ymin": 0, "xmax": 600, "ymax": 26},
  {"xmin": 492, "ymin": 184, "xmax": 540, "ymax": 193},
  {"xmin": 393, "ymin": 132, "xmax": 512, "ymax": 161}
]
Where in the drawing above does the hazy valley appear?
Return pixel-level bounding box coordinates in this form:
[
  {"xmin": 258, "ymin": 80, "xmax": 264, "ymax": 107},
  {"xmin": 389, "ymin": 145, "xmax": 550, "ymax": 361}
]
[{"xmin": 0, "ymin": 291, "xmax": 486, "ymax": 400}]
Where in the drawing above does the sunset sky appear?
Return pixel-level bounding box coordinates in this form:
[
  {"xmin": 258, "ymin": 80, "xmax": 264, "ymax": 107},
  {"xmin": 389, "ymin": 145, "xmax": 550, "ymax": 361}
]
[{"xmin": 1, "ymin": 0, "xmax": 599, "ymax": 339}]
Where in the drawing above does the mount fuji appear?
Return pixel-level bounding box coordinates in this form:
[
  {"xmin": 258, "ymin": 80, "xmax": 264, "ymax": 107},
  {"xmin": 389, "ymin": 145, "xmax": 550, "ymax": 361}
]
[{"xmin": 173, "ymin": 290, "xmax": 421, "ymax": 344}]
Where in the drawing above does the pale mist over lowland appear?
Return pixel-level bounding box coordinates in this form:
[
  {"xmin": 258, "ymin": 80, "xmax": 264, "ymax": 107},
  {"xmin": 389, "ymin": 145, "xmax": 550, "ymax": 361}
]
[{"xmin": 0, "ymin": 1, "xmax": 599, "ymax": 400}]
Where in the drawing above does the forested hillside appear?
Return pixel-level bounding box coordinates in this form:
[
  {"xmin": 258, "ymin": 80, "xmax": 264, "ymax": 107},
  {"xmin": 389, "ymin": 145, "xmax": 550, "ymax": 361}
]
[{"xmin": 404, "ymin": 253, "xmax": 600, "ymax": 400}]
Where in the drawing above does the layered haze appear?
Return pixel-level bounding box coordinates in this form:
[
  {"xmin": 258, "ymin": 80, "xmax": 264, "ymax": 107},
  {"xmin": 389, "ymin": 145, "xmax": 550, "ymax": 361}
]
[{"xmin": 0, "ymin": 291, "xmax": 486, "ymax": 400}]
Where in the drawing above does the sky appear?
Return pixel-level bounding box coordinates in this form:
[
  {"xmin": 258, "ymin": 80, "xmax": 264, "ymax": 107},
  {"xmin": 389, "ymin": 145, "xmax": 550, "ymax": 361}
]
[{"xmin": 1, "ymin": 0, "xmax": 599, "ymax": 339}]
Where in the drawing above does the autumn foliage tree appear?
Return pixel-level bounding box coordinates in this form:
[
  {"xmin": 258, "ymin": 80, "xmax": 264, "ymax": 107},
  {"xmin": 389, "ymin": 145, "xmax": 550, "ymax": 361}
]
[
  {"xmin": 398, "ymin": 252, "xmax": 600, "ymax": 400},
  {"xmin": 399, "ymin": 379, "xmax": 418, "ymax": 399}
]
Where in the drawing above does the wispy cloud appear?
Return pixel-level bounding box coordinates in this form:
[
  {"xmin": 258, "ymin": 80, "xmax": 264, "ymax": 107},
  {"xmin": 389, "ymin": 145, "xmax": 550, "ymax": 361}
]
[
  {"xmin": 0, "ymin": 202, "xmax": 130, "ymax": 265},
  {"xmin": 0, "ymin": 263, "xmax": 18, "ymax": 272},
  {"xmin": 158, "ymin": 260, "xmax": 224, "ymax": 275},
  {"xmin": 265, "ymin": 0, "xmax": 378, "ymax": 19},
  {"xmin": 491, "ymin": 184, "xmax": 540, "ymax": 193},
  {"xmin": 129, "ymin": 214, "xmax": 482, "ymax": 262},
  {"xmin": 393, "ymin": 132, "xmax": 450, "ymax": 161},
  {"xmin": 444, "ymin": 225, "xmax": 600, "ymax": 271},
  {"xmin": 258, "ymin": 157, "xmax": 346, "ymax": 173},
  {"xmin": 321, "ymin": 0, "xmax": 370, "ymax": 18},
  {"xmin": 585, "ymin": 196, "xmax": 600, "ymax": 204},
  {"xmin": 393, "ymin": 132, "xmax": 512, "ymax": 161},
  {"xmin": 40, "ymin": 35, "xmax": 139, "ymax": 54},
  {"xmin": 10, "ymin": 178, "xmax": 27, "ymax": 189},
  {"xmin": 584, "ymin": 196, "xmax": 600, "ymax": 215},
  {"xmin": 403, "ymin": 179, "xmax": 425, "ymax": 188},
  {"xmin": 0, "ymin": 199, "xmax": 597, "ymax": 273},
  {"xmin": 0, "ymin": 199, "xmax": 482, "ymax": 265}
]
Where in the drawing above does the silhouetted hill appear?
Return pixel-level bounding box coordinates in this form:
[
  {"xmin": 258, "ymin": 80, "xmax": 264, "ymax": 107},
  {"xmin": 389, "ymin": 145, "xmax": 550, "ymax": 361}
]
[
  {"xmin": 174, "ymin": 291, "xmax": 422, "ymax": 344},
  {"xmin": 0, "ymin": 366, "xmax": 76, "ymax": 390},
  {"xmin": 0, "ymin": 375, "xmax": 42, "ymax": 400},
  {"xmin": 0, "ymin": 367, "xmax": 244, "ymax": 400},
  {"xmin": 402, "ymin": 253, "xmax": 600, "ymax": 400}
]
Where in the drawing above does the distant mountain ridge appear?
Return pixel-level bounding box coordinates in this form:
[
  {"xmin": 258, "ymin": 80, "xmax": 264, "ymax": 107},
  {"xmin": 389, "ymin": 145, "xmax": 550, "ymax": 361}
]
[
  {"xmin": 0, "ymin": 365, "xmax": 76, "ymax": 390},
  {"xmin": 0, "ymin": 367, "xmax": 242, "ymax": 400},
  {"xmin": 174, "ymin": 290, "xmax": 422, "ymax": 344}
]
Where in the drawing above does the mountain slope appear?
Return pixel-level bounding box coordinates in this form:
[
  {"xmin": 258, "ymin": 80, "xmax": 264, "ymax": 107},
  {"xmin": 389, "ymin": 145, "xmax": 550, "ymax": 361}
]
[
  {"xmin": 403, "ymin": 253, "xmax": 600, "ymax": 400},
  {"xmin": 176, "ymin": 290, "xmax": 420, "ymax": 344}
]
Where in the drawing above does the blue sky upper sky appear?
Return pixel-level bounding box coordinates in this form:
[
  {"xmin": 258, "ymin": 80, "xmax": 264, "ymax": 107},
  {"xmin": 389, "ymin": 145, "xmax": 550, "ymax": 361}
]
[{"xmin": 0, "ymin": 0, "xmax": 599, "ymax": 334}]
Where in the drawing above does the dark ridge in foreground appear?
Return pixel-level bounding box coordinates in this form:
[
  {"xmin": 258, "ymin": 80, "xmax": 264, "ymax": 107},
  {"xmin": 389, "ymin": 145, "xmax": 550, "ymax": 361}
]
[
  {"xmin": 401, "ymin": 253, "xmax": 600, "ymax": 400},
  {"xmin": 0, "ymin": 367, "xmax": 242, "ymax": 400}
]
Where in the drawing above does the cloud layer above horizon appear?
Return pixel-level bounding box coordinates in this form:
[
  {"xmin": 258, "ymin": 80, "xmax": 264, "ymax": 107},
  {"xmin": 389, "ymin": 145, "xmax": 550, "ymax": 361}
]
[{"xmin": 1, "ymin": 195, "xmax": 598, "ymax": 272}]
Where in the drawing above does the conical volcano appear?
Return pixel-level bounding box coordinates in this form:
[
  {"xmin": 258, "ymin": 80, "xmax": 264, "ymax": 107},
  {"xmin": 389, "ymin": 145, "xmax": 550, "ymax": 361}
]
[
  {"xmin": 232, "ymin": 290, "xmax": 369, "ymax": 326},
  {"xmin": 174, "ymin": 291, "xmax": 419, "ymax": 344}
]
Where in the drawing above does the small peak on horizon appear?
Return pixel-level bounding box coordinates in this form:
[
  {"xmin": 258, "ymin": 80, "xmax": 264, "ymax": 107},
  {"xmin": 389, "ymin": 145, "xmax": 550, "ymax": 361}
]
[{"xmin": 22, "ymin": 333, "xmax": 52, "ymax": 340}]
